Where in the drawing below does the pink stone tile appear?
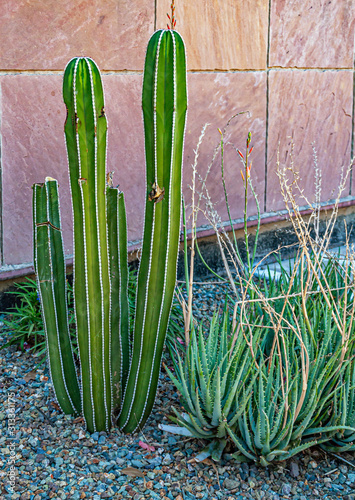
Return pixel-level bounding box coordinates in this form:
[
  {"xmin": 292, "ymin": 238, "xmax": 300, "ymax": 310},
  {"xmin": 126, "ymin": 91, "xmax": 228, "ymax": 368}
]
[
  {"xmin": 0, "ymin": 0, "xmax": 154, "ymax": 70},
  {"xmin": 1, "ymin": 70, "xmax": 267, "ymax": 267},
  {"xmin": 156, "ymin": 0, "xmax": 268, "ymax": 70},
  {"xmin": 103, "ymin": 74, "xmax": 146, "ymax": 243},
  {"xmin": 266, "ymin": 70, "xmax": 353, "ymax": 213},
  {"xmin": 1, "ymin": 74, "xmax": 68, "ymax": 266},
  {"xmin": 269, "ymin": 0, "xmax": 355, "ymax": 68},
  {"xmin": 0, "ymin": 73, "xmax": 144, "ymax": 266},
  {"xmin": 184, "ymin": 72, "xmax": 267, "ymax": 230}
]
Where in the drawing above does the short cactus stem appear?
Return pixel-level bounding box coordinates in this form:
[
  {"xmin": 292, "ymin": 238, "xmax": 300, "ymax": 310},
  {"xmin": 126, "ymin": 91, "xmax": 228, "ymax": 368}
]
[
  {"xmin": 33, "ymin": 179, "xmax": 81, "ymax": 416},
  {"xmin": 106, "ymin": 187, "xmax": 130, "ymax": 412}
]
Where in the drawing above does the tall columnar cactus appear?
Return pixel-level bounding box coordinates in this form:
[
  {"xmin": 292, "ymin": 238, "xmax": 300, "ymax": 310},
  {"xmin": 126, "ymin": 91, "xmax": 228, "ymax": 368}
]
[
  {"xmin": 62, "ymin": 57, "xmax": 112, "ymax": 433},
  {"xmin": 118, "ymin": 28, "xmax": 187, "ymax": 433},
  {"xmin": 33, "ymin": 28, "xmax": 187, "ymax": 434}
]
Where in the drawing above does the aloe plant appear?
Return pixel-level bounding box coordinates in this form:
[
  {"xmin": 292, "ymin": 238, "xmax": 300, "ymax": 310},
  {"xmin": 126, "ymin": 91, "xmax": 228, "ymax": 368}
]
[
  {"xmin": 166, "ymin": 293, "xmax": 355, "ymax": 464},
  {"xmin": 33, "ymin": 27, "xmax": 187, "ymax": 433},
  {"xmin": 163, "ymin": 309, "xmax": 259, "ymax": 461}
]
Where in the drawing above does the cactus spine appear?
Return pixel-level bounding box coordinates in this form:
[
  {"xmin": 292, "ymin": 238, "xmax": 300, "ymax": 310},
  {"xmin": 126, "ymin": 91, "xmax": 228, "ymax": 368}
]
[{"xmin": 33, "ymin": 29, "xmax": 187, "ymax": 434}]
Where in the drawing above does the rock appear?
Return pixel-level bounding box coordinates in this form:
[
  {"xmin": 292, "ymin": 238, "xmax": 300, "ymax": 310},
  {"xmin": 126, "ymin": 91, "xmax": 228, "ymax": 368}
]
[
  {"xmin": 98, "ymin": 435, "xmax": 106, "ymax": 444},
  {"xmin": 281, "ymin": 483, "xmax": 292, "ymax": 496},
  {"xmin": 131, "ymin": 459, "xmax": 144, "ymax": 468},
  {"xmin": 163, "ymin": 453, "xmax": 172, "ymax": 465},
  {"xmin": 289, "ymin": 461, "xmax": 300, "ymax": 478},
  {"xmin": 223, "ymin": 478, "xmax": 240, "ymax": 490}
]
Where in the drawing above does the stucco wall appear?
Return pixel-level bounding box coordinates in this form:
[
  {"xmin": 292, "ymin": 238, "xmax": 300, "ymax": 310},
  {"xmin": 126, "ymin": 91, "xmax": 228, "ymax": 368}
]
[{"xmin": 0, "ymin": 0, "xmax": 354, "ymax": 279}]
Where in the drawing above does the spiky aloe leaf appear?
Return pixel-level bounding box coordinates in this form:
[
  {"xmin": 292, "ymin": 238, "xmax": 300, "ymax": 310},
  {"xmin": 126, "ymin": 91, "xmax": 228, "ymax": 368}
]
[
  {"xmin": 33, "ymin": 179, "xmax": 81, "ymax": 415},
  {"xmin": 63, "ymin": 57, "xmax": 111, "ymax": 432},
  {"xmin": 211, "ymin": 368, "xmax": 222, "ymax": 427},
  {"xmin": 118, "ymin": 29, "xmax": 187, "ymax": 433},
  {"xmin": 227, "ymin": 426, "xmax": 257, "ymax": 462}
]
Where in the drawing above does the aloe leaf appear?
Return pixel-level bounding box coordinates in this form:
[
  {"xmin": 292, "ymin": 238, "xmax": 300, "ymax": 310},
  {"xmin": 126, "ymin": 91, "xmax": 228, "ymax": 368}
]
[{"xmin": 227, "ymin": 426, "xmax": 257, "ymax": 462}]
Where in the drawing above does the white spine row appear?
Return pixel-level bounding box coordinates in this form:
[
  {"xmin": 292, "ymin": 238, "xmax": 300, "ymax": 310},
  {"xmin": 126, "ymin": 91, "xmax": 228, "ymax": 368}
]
[
  {"xmin": 99, "ymin": 61, "xmax": 113, "ymax": 428},
  {"xmin": 85, "ymin": 58, "xmax": 110, "ymax": 432},
  {"xmin": 120, "ymin": 30, "xmax": 165, "ymax": 429},
  {"xmin": 74, "ymin": 58, "xmax": 96, "ymax": 432},
  {"xmin": 107, "ymin": 190, "xmax": 113, "ymax": 426},
  {"xmin": 117, "ymin": 194, "xmax": 125, "ymax": 402},
  {"xmin": 135, "ymin": 30, "xmax": 178, "ymax": 431}
]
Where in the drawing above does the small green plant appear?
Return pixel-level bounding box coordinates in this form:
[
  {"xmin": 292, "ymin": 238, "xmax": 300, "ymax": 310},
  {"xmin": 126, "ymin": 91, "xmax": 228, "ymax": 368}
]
[
  {"xmin": 1, "ymin": 273, "xmax": 183, "ymax": 358},
  {"xmin": 1, "ymin": 279, "xmax": 47, "ymax": 353}
]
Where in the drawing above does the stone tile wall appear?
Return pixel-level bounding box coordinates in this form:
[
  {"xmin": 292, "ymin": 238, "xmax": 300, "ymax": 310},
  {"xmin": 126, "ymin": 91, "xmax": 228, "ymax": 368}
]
[{"xmin": 0, "ymin": 0, "xmax": 354, "ymax": 277}]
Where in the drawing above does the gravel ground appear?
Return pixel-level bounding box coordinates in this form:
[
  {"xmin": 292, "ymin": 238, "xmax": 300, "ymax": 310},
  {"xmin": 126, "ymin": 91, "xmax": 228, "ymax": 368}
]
[{"xmin": 1, "ymin": 282, "xmax": 355, "ymax": 499}]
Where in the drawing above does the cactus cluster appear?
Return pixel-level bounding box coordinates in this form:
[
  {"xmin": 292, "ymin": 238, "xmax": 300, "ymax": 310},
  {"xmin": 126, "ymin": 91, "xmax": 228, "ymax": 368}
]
[{"xmin": 33, "ymin": 28, "xmax": 187, "ymax": 433}]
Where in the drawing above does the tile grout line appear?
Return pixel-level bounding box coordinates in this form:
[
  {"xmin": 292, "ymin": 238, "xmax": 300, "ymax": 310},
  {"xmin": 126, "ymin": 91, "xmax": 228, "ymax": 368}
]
[
  {"xmin": 154, "ymin": 0, "xmax": 157, "ymax": 31},
  {"xmin": 0, "ymin": 82, "xmax": 3, "ymax": 266},
  {"xmin": 264, "ymin": 0, "xmax": 272, "ymax": 213},
  {"xmin": 0, "ymin": 68, "xmax": 353, "ymax": 77},
  {"xmin": 350, "ymin": 32, "xmax": 355, "ymax": 195}
]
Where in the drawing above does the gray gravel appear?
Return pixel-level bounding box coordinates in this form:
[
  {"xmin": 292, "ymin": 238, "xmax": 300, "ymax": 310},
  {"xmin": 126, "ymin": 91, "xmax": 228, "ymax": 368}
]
[{"xmin": 1, "ymin": 283, "xmax": 355, "ymax": 499}]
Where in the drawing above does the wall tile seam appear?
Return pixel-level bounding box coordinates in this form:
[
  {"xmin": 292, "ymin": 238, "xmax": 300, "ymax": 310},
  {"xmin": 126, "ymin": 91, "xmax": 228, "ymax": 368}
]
[
  {"xmin": 3, "ymin": 195, "xmax": 355, "ymax": 275},
  {"xmin": 0, "ymin": 70, "xmax": 145, "ymax": 76},
  {"xmin": 0, "ymin": 67, "xmax": 353, "ymax": 76},
  {"xmin": 264, "ymin": 0, "xmax": 272, "ymax": 212},
  {"xmin": 350, "ymin": 40, "xmax": 355, "ymax": 194},
  {"xmin": 267, "ymin": 66, "xmax": 354, "ymax": 71},
  {"xmin": 0, "ymin": 81, "xmax": 2, "ymax": 266}
]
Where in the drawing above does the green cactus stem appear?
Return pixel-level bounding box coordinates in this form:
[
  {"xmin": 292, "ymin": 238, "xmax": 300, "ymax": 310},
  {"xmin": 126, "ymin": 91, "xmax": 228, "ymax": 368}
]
[
  {"xmin": 106, "ymin": 186, "xmax": 130, "ymax": 412},
  {"xmin": 118, "ymin": 29, "xmax": 187, "ymax": 433},
  {"xmin": 63, "ymin": 57, "xmax": 111, "ymax": 433},
  {"xmin": 33, "ymin": 179, "xmax": 81, "ymax": 415}
]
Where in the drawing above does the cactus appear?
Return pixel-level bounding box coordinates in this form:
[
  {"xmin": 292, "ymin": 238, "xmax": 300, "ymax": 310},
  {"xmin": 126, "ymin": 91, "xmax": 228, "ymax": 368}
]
[
  {"xmin": 118, "ymin": 28, "xmax": 187, "ymax": 433},
  {"xmin": 33, "ymin": 27, "xmax": 187, "ymax": 433},
  {"xmin": 33, "ymin": 179, "xmax": 81, "ymax": 416}
]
